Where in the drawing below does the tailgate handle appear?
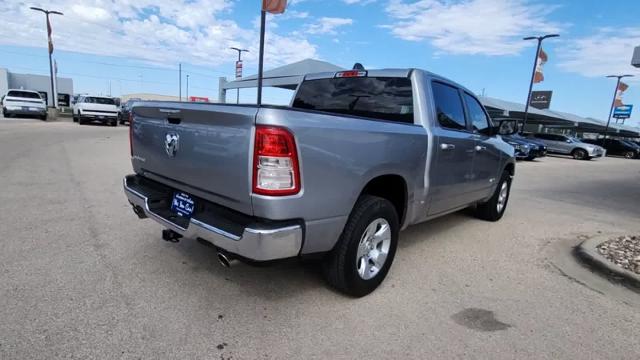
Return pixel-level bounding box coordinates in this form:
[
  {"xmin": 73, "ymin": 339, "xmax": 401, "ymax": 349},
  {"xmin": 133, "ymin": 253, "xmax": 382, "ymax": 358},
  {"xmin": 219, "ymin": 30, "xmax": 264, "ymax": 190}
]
[{"xmin": 167, "ymin": 116, "xmax": 182, "ymax": 125}]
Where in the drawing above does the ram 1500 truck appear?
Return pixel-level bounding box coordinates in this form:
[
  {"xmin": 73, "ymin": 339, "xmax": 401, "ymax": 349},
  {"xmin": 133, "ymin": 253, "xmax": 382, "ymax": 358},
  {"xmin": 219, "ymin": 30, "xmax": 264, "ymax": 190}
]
[{"xmin": 123, "ymin": 68, "xmax": 516, "ymax": 297}]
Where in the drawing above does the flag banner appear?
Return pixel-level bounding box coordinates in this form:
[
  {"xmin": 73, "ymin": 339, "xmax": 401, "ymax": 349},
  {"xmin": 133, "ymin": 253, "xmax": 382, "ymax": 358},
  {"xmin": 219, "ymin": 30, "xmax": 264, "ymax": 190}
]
[
  {"xmin": 235, "ymin": 60, "xmax": 243, "ymax": 79},
  {"xmin": 262, "ymin": 0, "xmax": 287, "ymax": 14},
  {"xmin": 533, "ymin": 47, "xmax": 547, "ymax": 83},
  {"xmin": 614, "ymin": 81, "xmax": 629, "ymax": 107},
  {"xmin": 47, "ymin": 16, "xmax": 54, "ymax": 54}
]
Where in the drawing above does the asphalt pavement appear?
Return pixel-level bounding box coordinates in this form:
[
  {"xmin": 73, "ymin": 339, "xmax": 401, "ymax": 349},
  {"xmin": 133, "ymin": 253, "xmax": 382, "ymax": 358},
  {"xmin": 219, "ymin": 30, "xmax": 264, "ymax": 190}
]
[{"xmin": 1, "ymin": 117, "xmax": 639, "ymax": 359}]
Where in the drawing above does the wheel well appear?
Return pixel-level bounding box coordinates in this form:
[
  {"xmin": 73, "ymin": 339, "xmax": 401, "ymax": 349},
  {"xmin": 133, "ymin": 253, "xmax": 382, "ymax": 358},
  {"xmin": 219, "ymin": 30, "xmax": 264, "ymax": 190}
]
[
  {"xmin": 360, "ymin": 175, "xmax": 407, "ymax": 225},
  {"xmin": 571, "ymin": 148, "xmax": 585, "ymax": 154},
  {"xmin": 504, "ymin": 163, "xmax": 515, "ymax": 177}
]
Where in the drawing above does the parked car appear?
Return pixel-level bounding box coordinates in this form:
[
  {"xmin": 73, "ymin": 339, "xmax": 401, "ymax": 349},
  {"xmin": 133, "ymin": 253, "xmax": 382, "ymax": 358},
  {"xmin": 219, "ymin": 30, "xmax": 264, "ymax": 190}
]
[
  {"xmin": 119, "ymin": 98, "xmax": 141, "ymax": 125},
  {"xmin": 1, "ymin": 89, "xmax": 47, "ymax": 120},
  {"xmin": 73, "ymin": 95, "xmax": 119, "ymax": 126},
  {"xmin": 583, "ymin": 138, "xmax": 640, "ymax": 159},
  {"xmin": 530, "ymin": 133, "xmax": 604, "ymax": 160},
  {"xmin": 123, "ymin": 68, "xmax": 517, "ymax": 297},
  {"xmin": 502, "ymin": 133, "xmax": 547, "ymax": 160}
]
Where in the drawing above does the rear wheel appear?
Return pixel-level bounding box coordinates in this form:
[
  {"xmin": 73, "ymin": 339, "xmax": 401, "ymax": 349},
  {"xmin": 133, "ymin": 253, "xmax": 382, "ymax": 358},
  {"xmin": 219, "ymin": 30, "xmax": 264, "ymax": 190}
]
[
  {"xmin": 475, "ymin": 171, "xmax": 511, "ymax": 222},
  {"xmin": 323, "ymin": 195, "xmax": 399, "ymax": 297},
  {"xmin": 572, "ymin": 148, "xmax": 588, "ymax": 160},
  {"xmin": 624, "ymin": 151, "xmax": 635, "ymax": 159},
  {"xmin": 78, "ymin": 116, "xmax": 84, "ymax": 125}
]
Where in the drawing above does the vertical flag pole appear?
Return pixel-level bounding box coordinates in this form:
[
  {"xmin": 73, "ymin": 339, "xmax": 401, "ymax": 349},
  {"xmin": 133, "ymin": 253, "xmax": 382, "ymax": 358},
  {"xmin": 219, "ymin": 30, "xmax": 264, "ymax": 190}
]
[
  {"xmin": 521, "ymin": 38, "xmax": 542, "ymax": 134},
  {"xmin": 257, "ymin": 10, "xmax": 267, "ymax": 106},
  {"xmin": 604, "ymin": 76, "xmax": 622, "ymax": 147}
]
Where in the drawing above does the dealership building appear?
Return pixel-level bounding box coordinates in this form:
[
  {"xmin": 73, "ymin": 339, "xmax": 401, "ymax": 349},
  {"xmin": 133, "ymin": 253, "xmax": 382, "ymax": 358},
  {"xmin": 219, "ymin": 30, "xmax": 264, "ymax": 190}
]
[{"xmin": 0, "ymin": 68, "xmax": 73, "ymax": 107}]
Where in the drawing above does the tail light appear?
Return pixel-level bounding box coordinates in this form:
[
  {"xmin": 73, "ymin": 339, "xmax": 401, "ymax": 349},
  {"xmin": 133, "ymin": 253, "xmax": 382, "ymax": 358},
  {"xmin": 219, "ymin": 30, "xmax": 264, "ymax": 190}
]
[
  {"xmin": 252, "ymin": 126, "xmax": 301, "ymax": 196},
  {"xmin": 129, "ymin": 111, "xmax": 133, "ymax": 156}
]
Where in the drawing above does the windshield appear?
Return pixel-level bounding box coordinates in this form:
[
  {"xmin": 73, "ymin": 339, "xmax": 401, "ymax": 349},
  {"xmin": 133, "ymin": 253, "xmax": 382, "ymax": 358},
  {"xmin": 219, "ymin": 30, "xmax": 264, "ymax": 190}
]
[
  {"xmin": 84, "ymin": 97, "xmax": 116, "ymax": 105},
  {"xmin": 7, "ymin": 91, "xmax": 41, "ymax": 99},
  {"xmin": 292, "ymin": 76, "xmax": 414, "ymax": 123}
]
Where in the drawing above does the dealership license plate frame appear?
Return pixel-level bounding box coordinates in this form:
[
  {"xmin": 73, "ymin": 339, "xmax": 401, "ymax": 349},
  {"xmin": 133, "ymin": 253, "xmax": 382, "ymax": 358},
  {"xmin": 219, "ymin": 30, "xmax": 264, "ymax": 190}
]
[{"xmin": 171, "ymin": 192, "xmax": 196, "ymax": 218}]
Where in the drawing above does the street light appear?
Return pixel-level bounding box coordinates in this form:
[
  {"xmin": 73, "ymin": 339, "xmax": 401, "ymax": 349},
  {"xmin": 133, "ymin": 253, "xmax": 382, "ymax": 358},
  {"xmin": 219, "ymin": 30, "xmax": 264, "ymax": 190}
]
[
  {"xmin": 603, "ymin": 74, "xmax": 634, "ymax": 146},
  {"xmin": 30, "ymin": 7, "xmax": 63, "ymax": 109},
  {"xmin": 230, "ymin": 47, "xmax": 249, "ymax": 104},
  {"xmin": 521, "ymin": 33, "xmax": 559, "ymax": 133}
]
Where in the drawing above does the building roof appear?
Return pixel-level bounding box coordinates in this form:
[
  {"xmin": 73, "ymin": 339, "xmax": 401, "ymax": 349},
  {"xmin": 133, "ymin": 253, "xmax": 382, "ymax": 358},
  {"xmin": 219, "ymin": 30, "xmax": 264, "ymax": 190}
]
[{"xmin": 221, "ymin": 58, "xmax": 344, "ymax": 90}]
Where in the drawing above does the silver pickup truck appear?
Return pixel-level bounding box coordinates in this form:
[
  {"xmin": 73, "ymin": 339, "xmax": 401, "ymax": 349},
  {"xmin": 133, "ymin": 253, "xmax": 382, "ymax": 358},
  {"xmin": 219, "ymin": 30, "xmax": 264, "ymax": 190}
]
[{"xmin": 124, "ymin": 68, "xmax": 516, "ymax": 296}]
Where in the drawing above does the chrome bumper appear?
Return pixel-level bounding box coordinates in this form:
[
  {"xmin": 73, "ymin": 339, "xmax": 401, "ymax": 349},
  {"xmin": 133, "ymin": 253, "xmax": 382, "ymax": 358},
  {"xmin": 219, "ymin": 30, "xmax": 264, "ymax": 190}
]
[{"xmin": 123, "ymin": 175, "xmax": 303, "ymax": 261}]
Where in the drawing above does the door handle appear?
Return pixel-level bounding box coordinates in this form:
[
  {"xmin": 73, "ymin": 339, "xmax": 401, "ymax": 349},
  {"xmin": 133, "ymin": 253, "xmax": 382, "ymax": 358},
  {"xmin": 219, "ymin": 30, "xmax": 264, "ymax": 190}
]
[
  {"xmin": 440, "ymin": 143, "xmax": 456, "ymax": 150},
  {"xmin": 475, "ymin": 145, "xmax": 486, "ymax": 152}
]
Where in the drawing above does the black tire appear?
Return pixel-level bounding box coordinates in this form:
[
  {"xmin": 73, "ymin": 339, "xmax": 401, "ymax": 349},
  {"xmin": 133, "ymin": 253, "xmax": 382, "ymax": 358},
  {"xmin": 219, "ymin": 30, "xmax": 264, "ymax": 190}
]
[
  {"xmin": 322, "ymin": 195, "xmax": 399, "ymax": 297},
  {"xmin": 78, "ymin": 117, "xmax": 84, "ymax": 125},
  {"xmin": 624, "ymin": 151, "xmax": 635, "ymax": 159},
  {"xmin": 40, "ymin": 114, "xmax": 47, "ymax": 121},
  {"xmin": 475, "ymin": 171, "xmax": 512, "ymax": 222},
  {"xmin": 110, "ymin": 120, "xmax": 117, "ymax": 127},
  {"xmin": 572, "ymin": 148, "xmax": 588, "ymax": 160}
]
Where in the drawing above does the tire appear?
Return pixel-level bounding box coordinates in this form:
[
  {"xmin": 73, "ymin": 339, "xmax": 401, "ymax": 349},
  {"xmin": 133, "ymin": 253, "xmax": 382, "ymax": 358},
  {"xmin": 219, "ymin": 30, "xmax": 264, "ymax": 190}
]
[
  {"xmin": 40, "ymin": 114, "xmax": 47, "ymax": 121},
  {"xmin": 475, "ymin": 171, "xmax": 512, "ymax": 222},
  {"xmin": 78, "ymin": 117, "xmax": 84, "ymax": 125},
  {"xmin": 525, "ymin": 155, "xmax": 536, "ymax": 161},
  {"xmin": 322, "ymin": 195, "xmax": 399, "ymax": 297},
  {"xmin": 572, "ymin": 148, "xmax": 588, "ymax": 160},
  {"xmin": 624, "ymin": 151, "xmax": 635, "ymax": 159},
  {"xmin": 110, "ymin": 120, "xmax": 117, "ymax": 127}
]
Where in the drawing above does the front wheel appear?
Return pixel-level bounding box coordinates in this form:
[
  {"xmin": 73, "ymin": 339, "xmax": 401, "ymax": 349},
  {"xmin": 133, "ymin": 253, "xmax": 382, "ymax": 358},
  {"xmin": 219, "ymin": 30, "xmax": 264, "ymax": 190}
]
[
  {"xmin": 624, "ymin": 151, "xmax": 635, "ymax": 159},
  {"xmin": 323, "ymin": 195, "xmax": 399, "ymax": 297},
  {"xmin": 572, "ymin": 148, "xmax": 588, "ymax": 160},
  {"xmin": 475, "ymin": 171, "xmax": 511, "ymax": 222}
]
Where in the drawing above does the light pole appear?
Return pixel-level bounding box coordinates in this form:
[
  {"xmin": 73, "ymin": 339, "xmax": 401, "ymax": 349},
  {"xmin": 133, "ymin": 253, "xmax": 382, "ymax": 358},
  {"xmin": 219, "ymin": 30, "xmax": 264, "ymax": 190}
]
[
  {"xmin": 521, "ymin": 34, "xmax": 559, "ymax": 133},
  {"xmin": 603, "ymin": 74, "xmax": 634, "ymax": 146},
  {"xmin": 30, "ymin": 7, "xmax": 63, "ymax": 108},
  {"xmin": 230, "ymin": 47, "xmax": 249, "ymax": 104},
  {"xmin": 186, "ymin": 74, "xmax": 189, "ymax": 100}
]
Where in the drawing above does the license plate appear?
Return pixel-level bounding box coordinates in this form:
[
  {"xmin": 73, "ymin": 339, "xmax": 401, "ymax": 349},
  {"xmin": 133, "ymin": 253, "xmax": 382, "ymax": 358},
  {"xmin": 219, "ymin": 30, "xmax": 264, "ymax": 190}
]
[
  {"xmin": 171, "ymin": 192, "xmax": 195, "ymax": 218},
  {"xmin": 29, "ymin": 107, "xmax": 39, "ymax": 111},
  {"xmin": 98, "ymin": 115, "xmax": 104, "ymax": 119}
]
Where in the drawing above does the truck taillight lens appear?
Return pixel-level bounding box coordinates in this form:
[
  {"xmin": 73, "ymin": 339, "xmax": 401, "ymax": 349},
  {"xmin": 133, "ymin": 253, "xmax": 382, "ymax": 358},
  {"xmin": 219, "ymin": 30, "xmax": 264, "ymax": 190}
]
[
  {"xmin": 129, "ymin": 112, "xmax": 133, "ymax": 156},
  {"xmin": 253, "ymin": 126, "xmax": 300, "ymax": 196}
]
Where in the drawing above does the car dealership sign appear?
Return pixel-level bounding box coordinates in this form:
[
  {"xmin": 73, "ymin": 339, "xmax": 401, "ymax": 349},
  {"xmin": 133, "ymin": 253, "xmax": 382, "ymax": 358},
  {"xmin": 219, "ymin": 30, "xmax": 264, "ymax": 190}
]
[
  {"xmin": 613, "ymin": 104, "xmax": 633, "ymax": 119},
  {"xmin": 530, "ymin": 90, "xmax": 552, "ymax": 110}
]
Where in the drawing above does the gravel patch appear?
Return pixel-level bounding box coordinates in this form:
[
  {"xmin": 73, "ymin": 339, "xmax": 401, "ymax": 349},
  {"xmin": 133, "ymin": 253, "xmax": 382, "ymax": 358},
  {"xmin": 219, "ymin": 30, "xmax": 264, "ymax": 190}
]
[{"xmin": 597, "ymin": 235, "xmax": 640, "ymax": 275}]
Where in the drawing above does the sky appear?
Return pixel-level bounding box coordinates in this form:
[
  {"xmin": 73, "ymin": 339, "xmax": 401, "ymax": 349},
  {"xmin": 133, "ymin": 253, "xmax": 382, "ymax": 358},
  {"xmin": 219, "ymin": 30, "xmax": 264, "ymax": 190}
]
[{"xmin": 0, "ymin": 0, "xmax": 639, "ymax": 126}]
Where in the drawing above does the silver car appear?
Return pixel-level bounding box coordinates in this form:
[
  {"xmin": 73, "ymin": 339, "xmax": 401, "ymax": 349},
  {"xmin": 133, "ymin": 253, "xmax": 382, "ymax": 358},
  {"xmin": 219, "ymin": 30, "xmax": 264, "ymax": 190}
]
[{"xmin": 531, "ymin": 133, "xmax": 604, "ymax": 160}]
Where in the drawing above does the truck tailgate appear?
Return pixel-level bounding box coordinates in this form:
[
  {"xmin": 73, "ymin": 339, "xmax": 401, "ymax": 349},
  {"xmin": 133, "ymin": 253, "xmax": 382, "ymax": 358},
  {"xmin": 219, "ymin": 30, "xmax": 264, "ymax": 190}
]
[{"xmin": 131, "ymin": 103, "xmax": 257, "ymax": 215}]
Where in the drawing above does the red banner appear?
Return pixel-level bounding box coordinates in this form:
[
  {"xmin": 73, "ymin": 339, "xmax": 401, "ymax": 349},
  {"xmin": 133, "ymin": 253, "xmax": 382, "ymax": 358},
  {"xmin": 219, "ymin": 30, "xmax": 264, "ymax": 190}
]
[{"xmin": 262, "ymin": 0, "xmax": 287, "ymax": 14}]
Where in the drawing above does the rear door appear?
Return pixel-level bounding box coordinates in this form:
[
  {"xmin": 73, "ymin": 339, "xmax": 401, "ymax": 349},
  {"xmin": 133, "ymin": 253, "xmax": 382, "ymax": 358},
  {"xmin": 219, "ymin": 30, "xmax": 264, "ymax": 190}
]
[
  {"xmin": 428, "ymin": 81, "xmax": 476, "ymax": 215},
  {"xmin": 132, "ymin": 103, "xmax": 258, "ymax": 215}
]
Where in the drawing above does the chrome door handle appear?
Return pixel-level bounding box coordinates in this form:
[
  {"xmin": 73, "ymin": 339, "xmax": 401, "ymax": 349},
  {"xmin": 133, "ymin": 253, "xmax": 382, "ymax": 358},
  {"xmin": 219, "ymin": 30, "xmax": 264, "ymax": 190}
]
[
  {"xmin": 440, "ymin": 143, "xmax": 456, "ymax": 150},
  {"xmin": 475, "ymin": 145, "xmax": 486, "ymax": 152}
]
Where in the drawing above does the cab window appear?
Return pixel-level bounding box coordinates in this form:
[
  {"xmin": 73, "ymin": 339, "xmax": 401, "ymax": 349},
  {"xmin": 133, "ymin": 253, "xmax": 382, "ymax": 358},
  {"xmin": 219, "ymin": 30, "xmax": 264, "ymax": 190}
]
[
  {"xmin": 463, "ymin": 92, "xmax": 490, "ymax": 133},
  {"xmin": 431, "ymin": 81, "xmax": 466, "ymax": 131}
]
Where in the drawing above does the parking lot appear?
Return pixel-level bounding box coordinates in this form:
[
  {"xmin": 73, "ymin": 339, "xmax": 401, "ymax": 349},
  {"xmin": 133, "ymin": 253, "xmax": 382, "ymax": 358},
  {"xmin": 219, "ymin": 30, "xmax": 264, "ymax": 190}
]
[{"xmin": 1, "ymin": 117, "xmax": 639, "ymax": 359}]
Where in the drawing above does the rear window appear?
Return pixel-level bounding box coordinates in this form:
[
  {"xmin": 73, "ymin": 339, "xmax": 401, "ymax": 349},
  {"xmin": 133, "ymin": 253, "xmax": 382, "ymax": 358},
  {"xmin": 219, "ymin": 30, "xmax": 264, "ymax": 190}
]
[
  {"xmin": 7, "ymin": 91, "xmax": 41, "ymax": 99},
  {"xmin": 84, "ymin": 97, "xmax": 115, "ymax": 105},
  {"xmin": 292, "ymin": 77, "xmax": 414, "ymax": 123}
]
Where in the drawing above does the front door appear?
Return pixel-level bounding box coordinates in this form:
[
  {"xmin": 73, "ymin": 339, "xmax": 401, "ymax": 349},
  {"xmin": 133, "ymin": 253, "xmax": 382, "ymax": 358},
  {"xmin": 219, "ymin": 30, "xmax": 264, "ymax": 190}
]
[
  {"xmin": 462, "ymin": 92, "xmax": 501, "ymax": 198},
  {"xmin": 428, "ymin": 81, "xmax": 476, "ymax": 215}
]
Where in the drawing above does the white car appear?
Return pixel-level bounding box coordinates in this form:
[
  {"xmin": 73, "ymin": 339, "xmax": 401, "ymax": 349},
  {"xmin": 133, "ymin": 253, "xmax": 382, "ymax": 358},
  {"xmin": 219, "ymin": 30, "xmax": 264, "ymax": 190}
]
[
  {"xmin": 73, "ymin": 95, "xmax": 119, "ymax": 126},
  {"xmin": 1, "ymin": 89, "xmax": 48, "ymax": 120}
]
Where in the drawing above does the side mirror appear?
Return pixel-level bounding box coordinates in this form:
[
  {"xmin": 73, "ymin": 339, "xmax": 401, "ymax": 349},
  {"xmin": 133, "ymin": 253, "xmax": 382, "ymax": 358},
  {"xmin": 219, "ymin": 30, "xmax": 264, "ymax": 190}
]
[{"xmin": 496, "ymin": 120, "xmax": 518, "ymax": 136}]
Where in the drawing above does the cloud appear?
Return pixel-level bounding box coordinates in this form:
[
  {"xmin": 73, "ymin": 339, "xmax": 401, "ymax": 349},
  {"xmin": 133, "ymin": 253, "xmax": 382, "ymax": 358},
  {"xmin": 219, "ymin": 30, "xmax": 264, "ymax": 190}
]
[
  {"xmin": 0, "ymin": 0, "xmax": 316, "ymax": 68},
  {"xmin": 383, "ymin": 0, "xmax": 561, "ymax": 56},
  {"xmin": 306, "ymin": 17, "xmax": 353, "ymax": 35},
  {"xmin": 558, "ymin": 27, "xmax": 640, "ymax": 78},
  {"xmin": 343, "ymin": 0, "xmax": 377, "ymax": 4}
]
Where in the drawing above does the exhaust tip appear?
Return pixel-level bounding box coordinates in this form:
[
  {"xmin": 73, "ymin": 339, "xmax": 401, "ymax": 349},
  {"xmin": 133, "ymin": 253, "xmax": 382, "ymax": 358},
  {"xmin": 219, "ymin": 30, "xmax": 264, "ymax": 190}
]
[{"xmin": 217, "ymin": 252, "xmax": 232, "ymax": 268}]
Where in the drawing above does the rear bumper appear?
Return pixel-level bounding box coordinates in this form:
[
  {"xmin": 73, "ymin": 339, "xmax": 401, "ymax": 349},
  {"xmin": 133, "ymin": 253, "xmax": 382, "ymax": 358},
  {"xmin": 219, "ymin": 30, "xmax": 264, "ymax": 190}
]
[
  {"xmin": 3, "ymin": 106, "xmax": 47, "ymax": 116},
  {"xmin": 123, "ymin": 174, "xmax": 303, "ymax": 261},
  {"xmin": 79, "ymin": 114, "xmax": 118, "ymax": 123}
]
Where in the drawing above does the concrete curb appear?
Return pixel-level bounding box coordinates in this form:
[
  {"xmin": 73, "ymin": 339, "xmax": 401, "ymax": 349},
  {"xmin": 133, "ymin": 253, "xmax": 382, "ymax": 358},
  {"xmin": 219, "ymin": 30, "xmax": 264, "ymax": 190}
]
[{"xmin": 573, "ymin": 235, "xmax": 640, "ymax": 291}]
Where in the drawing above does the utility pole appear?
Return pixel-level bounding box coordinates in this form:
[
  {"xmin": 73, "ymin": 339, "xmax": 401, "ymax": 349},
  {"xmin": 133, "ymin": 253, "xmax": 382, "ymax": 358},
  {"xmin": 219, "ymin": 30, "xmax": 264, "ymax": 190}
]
[
  {"xmin": 603, "ymin": 74, "xmax": 634, "ymax": 146},
  {"xmin": 186, "ymin": 74, "xmax": 189, "ymax": 101},
  {"xmin": 521, "ymin": 33, "xmax": 559, "ymax": 133},
  {"xmin": 230, "ymin": 47, "xmax": 249, "ymax": 104},
  {"xmin": 30, "ymin": 7, "xmax": 63, "ymax": 108},
  {"xmin": 179, "ymin": 63, "xmax": 182, "ymax": 101}
]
